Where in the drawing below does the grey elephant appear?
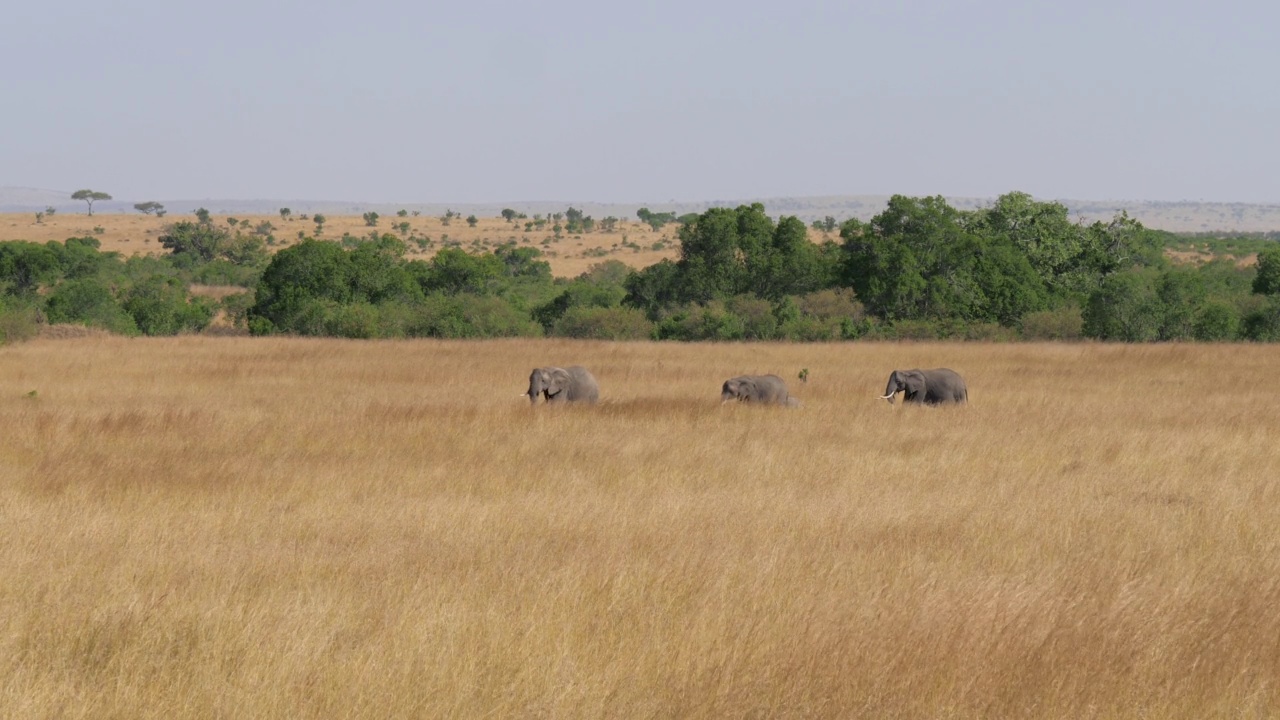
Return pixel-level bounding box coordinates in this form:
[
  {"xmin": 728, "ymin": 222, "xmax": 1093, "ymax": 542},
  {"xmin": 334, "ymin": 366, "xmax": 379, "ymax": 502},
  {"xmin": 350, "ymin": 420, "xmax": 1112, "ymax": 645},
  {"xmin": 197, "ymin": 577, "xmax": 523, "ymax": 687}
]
[
  {"xmin": 721, "ymin": 374, "xmax": 800, "ymax": 407},
  {"xmin": 525, "ymin": 366, "xmax": 599, "ymax": 405},
  {"xmin": 880, "ymin": 368, "xmax": 967, "ymax": 405}
]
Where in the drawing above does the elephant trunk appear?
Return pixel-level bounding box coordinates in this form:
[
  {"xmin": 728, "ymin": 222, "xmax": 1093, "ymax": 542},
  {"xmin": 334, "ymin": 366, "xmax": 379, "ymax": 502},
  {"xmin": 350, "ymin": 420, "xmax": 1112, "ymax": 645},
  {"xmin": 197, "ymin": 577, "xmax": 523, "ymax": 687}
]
[{"xmin": 881, "ymin": 374, "xmax": 898, "ymax": 403}]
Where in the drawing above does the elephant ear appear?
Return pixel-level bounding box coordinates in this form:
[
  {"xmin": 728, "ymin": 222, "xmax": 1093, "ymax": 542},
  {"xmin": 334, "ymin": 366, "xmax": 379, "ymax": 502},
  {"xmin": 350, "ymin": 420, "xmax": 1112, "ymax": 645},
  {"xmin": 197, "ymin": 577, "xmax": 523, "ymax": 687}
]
[
  {"xmin": 545, "ymin": 368, "xmax": 569, "ymax": 395},
  {"xmin": 903, "ymin": 371, "xmax": 926, "ymax": 395}
]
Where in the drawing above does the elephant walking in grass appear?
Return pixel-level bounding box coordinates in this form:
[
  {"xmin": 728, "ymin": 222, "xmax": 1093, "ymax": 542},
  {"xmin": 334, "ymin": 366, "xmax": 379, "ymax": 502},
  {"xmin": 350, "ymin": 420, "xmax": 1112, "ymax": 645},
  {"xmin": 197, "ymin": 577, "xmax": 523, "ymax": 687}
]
[
  {"xmin": 721, "ymin": 374, "xmax": 801, "ymax": 407},
  {"xmin": 880, "ymin": 368, "xmax": 967, "ymax": 405},
  {"xmin": 525, "ymin": 366, "xmax": 599, "ymax": 405}
]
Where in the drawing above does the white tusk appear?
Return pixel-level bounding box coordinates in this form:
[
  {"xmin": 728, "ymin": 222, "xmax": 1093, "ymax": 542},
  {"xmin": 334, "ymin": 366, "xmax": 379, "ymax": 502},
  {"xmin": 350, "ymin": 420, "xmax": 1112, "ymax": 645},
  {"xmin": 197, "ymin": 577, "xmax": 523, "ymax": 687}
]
[{"xmin": 879, "ymin": 393, "xmax": 895, "ymax": 400}]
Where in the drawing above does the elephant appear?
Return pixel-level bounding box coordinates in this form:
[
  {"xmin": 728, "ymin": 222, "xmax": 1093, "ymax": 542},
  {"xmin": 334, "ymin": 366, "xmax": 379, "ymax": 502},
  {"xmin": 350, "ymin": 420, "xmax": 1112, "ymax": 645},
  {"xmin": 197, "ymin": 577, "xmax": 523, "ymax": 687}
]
[
  {"xmin": 524, "ymin": 366, "xmax": 599, "ymax": 405},
  {"xmin": 880, "ymin": 368, "xmax": 967, "ymax": 405},
  {"xmin": 721, "ymin": 374, "xmax": 800, "ymax": 407}
]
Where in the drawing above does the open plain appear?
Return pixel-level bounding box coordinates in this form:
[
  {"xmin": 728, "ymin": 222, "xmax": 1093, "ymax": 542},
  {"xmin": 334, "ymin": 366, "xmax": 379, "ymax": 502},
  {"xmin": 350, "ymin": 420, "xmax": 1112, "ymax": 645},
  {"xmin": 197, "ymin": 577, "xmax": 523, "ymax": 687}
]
[
  {"xmin": 1, "ymin": 337, "xmax": 1278, "ymax": 717},
  {"xmin": 0, "ymin": 211, "xmax": 697, "ymax": 277}
]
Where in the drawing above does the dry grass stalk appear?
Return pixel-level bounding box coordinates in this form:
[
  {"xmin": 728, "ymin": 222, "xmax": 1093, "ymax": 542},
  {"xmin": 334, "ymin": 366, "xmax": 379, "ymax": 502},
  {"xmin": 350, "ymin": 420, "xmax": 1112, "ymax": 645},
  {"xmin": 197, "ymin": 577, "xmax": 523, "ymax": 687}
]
[{"xmin": 1, "ymin": 338, "xmax": 1278, "ymax": 718}]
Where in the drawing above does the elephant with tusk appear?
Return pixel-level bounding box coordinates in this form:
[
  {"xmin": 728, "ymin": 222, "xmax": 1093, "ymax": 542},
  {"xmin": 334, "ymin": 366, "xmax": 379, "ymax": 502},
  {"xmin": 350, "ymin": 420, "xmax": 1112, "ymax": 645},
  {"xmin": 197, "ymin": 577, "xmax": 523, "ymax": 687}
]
[
  {"xmin": 524, "ymin": 366, "xmax": 599, "ymax": 405},
  {"xmin": 880, "ymin": 368, "xmax": 967, "ymax": 405}
]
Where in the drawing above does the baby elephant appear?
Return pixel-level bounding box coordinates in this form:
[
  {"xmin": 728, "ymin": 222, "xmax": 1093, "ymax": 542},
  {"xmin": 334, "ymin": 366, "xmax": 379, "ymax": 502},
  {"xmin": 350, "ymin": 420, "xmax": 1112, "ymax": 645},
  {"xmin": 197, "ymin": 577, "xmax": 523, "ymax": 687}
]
[
  {"xmin": 525, "ymin": 366, "xmax": 599, "ymax": 405},
  {"xmin": 880, "ymin": 368, "xmax": 967, "ymax": 405},
  {"xmin": 721, "ymin": 374, "xmax": 801, "ymax": 407}
]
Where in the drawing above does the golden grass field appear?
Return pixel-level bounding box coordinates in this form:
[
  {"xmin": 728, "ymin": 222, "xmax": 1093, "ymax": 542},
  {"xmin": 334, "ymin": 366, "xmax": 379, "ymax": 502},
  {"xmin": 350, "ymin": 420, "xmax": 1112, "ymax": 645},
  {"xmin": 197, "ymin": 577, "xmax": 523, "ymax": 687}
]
[
  {"xmin": 0, "ymin": 211, "xmax": 726, "ymax": 277},
  {"xmin": 2, "ymin": 336, "xmax": 1278, "ymax": 718}
]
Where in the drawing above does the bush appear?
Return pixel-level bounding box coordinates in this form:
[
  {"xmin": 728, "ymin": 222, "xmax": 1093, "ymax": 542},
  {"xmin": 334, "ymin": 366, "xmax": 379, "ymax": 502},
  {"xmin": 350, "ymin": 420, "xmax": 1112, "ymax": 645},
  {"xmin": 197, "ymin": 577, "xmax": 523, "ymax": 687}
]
[
  {"xmin": 1241, "ymin": 298, "xmax": 1280, "ymax": 341},
  {"xmin": 1193, "ymin": 301, "xmax": 1240, "ymax": 341},
  {"xmin": 122, "ymin": 277, "xmax": 215, "ymax": 335},
  {"xmin": 44, "ymin": 278, "xmax": 139, "ymax": 335},
  {"xmin": 1082, "ymin": 270, "xmax": 1162, "ymax": 342},
  {"xmin": 1020, "ymin": 305, "xmax": 1084, "ymax": 340},
  {"xmin": 323, "ymin": 302, "xmax": 384, "ymax": 339},
  {"xmin": 655, "ymin": 302, "xmax": 746, "ymax": 341},
  {"xmin": 724, "ymin": 295, "xmax": 777, "ymax": 340},
  {"xmin": 776, "ymin": 288, "xmax": 867, "ymax": 340},
  {"xmin": 403, "ymin": 294, "xmax": 541, "ymax": 339},
  {"xmin": 0, "ymin": 297, "xmax": 40, "ymax": 344},
  {"xmin": 551, "ymin": 306, "xmax": 654, "ymax": 340}
]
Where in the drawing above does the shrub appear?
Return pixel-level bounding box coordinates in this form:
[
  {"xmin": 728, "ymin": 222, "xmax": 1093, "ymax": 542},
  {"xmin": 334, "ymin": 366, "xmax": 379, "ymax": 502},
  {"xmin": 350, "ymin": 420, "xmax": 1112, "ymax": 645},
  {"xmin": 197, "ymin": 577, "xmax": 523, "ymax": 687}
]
[
  {"xmin": 122, "ymin": 277, "xmax": 215, "ymax": 335},
  {"xmin": 1193, "ymin": 301, "xmax": 1241, "ymax": 341},
  {"xmin": 724, "ymin": 295, "xmax": 777, "ymax": 340},
  {"xmin": 1240, "ymin": 298, "xmax": 1280, "ymax": 341},
  {"xmin": 656, "ymin": 301, "xmax": 746, "ymax": 341},
  {"xmin": 44, "ymin": 278, "xmax": 139, "ymax": 335},
  {"xmin": 1082, "ymin": 270, "xmax": 1162, "ymax": 342},
  {"xmin": 323, "ymin": 301, "xmax": 383, "ymax": 339},
  {"xmin": 0, "ymin": 297, "xmax": 41, "ymax": 344},
  {"xmin": 551, "ymin": 306, "xmax": 654, "ymax": 340},
  {"xmin": 1020, "ymin": 305, "xmax": 1084, "ymax": 341}
]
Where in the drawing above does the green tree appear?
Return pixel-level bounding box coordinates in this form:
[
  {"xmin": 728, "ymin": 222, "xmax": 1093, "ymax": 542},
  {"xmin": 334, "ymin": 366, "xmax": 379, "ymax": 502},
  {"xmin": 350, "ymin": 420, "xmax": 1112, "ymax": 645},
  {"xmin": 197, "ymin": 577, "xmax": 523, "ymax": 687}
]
[
  {"xmin": 122, "ymin": 277, "xmax": 214, "ymax": 335},
  {"xmin": 1082, "ymin": 269, "xmax": 1162, "ymax": 341},
  {"xmin": 1252, "ymin": 245, "xmax": 1280, "ymax": 295},
  {"xmin": 0, "ymin": 242, "xmax": 63, "ymax": 296},
  {"xmin": 840, "ymin": 196, "xmax": 975, "ymax": 321},
  {"xmin": 194, "ymin": 207, "xmax": 212, "ymax": 225},
  {"xmin": 968, "ymin": 192, "xmax": 1087, "ymax": 296},
  {"xmin": 313, "ymin": 214, "xmax": 326, "ymax": 235},
  {"xmin": 71, "ymin": 189, "xmax": 111, "ymax": 216},
  {"xmin": 494, "ymin": 245, "xmax": 552, "ymax": 281},
  {"xmin": 840, "ymin": 195, "xmax": 1050, "ymax": 326},
  {"xmin": 158, "ymin": 221, "xmax": 229, "ymax": 263},
  {"xmin": 279, "ymin": 208, "xmax": 292, "ymax": 220},
  {"xmin": 812, "ymin": 216, "xmax": 838, "ymax": 233},
  {"xmin": 363, "ymin": 211, "xmax": 380, "ymax": 227},
  {"xmin": 134, "ymin": 201, "xmax": 165, "ymax": 215},
  {"xmin": 412, "ymin": 248, "xmax": 503, "ymax": 295},
  {"xmin": 1155, "ymin": 267, "xmax": 1207, "ymax": 340},
  {"xmin": 501, "ymin": 208, "xmax": 518, "ymax": 223},
  {"xmin": 623, "ymin": 259, "xmax": 681, "ymax": 319},
  {"xmin": 466, "ymin": 214, "xmax": 478, "ymax": 228},
  {"xmin": 249, "ymin": 240, "xmax": 354, "ymax": 334},
  {"xmin": 44, "ymin": 278, "xmax": 139, "ymax": 335},
  {"xmin": 1193, "ymin": 300, "xmax": 1240, "ymax": 341}
]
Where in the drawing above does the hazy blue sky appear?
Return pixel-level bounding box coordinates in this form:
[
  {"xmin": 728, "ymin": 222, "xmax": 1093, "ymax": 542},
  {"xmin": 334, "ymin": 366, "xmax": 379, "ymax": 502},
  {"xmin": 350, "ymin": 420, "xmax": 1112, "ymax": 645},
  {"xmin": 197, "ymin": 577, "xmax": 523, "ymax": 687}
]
[{"xmin": 2, "ymin": 0, "xmax": 1276, "ymax": 203}]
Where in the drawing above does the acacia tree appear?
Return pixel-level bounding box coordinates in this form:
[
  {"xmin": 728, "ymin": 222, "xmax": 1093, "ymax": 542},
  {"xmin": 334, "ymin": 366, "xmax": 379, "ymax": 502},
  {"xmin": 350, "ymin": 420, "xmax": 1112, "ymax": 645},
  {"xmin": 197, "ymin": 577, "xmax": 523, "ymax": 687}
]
[
  {"xmin": 134, "ymin": 201, "xmax": 165, "ymax": 215},
  {"xmin": 71, "ymin": 189, "xmax": 112, "ymax": 216}
]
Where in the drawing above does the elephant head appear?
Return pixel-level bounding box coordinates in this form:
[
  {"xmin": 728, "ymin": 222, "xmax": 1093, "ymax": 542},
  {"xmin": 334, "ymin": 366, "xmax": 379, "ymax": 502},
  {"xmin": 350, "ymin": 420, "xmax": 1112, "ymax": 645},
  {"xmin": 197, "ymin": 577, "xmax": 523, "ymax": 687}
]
[
  {"xmin": 721, "ymin": 377, "xmax": 755, "ymax": 403},
  {"xmin": 880, "ymin": 370, "xmax": 925, "ymax": 404},
  {"xmin": 527, "ymin": 367, "xmax": 571, "ymax": 404}
]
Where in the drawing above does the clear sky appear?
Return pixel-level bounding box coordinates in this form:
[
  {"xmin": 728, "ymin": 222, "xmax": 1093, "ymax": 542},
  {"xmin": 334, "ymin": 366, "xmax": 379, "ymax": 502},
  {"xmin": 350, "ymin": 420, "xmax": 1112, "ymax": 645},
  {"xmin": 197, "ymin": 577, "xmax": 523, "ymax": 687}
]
[{"xmin": 2, "ymin": 0, "xmax": 1277, "ymax": 204}]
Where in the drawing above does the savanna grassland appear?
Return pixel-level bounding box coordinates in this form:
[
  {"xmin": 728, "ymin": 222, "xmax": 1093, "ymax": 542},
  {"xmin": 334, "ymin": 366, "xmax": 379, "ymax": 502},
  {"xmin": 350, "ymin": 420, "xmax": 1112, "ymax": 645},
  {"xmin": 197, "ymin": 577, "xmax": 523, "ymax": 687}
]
[
  {"xmin": 2, "ymin": 337, "xmax": 1279, "ymax": 718},
  {"xmin": 0, "ymin": 212, "xmax": 702, "ymax": 277}
]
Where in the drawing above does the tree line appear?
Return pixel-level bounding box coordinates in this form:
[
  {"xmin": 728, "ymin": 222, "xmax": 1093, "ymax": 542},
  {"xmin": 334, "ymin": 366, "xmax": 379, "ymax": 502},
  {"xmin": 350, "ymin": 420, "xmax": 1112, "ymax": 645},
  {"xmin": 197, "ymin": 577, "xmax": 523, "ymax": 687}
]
[{"xmin": 3, "ymin": 191, "xmax": 1280, "ymax": 343}]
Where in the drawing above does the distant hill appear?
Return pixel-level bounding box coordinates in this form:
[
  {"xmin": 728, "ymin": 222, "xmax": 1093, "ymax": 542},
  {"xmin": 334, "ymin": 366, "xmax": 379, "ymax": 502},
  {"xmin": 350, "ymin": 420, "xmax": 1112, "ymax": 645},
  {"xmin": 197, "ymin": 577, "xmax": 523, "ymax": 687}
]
[{"xmin": 3, "ymin": 187, "xmax": 1279, "ymax": 233}]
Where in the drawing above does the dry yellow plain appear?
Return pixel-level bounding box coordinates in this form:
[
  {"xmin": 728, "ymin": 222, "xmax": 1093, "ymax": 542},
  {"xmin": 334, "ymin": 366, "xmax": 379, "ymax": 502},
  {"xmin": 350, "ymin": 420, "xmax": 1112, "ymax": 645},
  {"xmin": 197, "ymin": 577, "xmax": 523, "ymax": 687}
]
[
  {"xmin": 1, "ymin": 336, "xmax": 1278, "ymax": 718},
  {"xmin": 0, "ymin": 211, "xmax": 757, "ymax": 277}
]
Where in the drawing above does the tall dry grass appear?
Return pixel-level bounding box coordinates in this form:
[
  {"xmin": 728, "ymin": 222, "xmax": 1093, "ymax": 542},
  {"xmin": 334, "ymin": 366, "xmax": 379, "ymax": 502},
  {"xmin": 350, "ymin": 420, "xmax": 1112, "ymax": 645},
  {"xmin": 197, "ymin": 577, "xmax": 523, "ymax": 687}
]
[{"xmin": 1, "ymin": 337, "xmax": 1278, "ymax": 718}]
